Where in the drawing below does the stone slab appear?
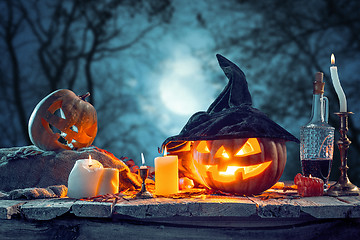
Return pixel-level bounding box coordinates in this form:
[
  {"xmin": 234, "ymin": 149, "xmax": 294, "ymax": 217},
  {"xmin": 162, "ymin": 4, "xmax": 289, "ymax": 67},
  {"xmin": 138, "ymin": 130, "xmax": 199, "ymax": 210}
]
[
  {"xmin": 249, "ymin": 197, "xmax": 301, "ymax": 218},
  {"xmin": 72, "ymin": 200, "xmax": 113, "ymax": 218},
  {"xmin": 0, "ymin": 200, "xmax": 26, "ymax": 219},
  {"xmin": 21, "ymin": 198, "xmax": 75, "ymax": 220},
  {"xmin": 292, "ymin": 196, "xmax": 354, "ymax": 219},
  {"xmin": 337, "ymin": 196, "xmax": 360, "ymax": 218},
  {"xmin": 337, "ymin": 195, "xmax": 360, "ymax": 205},
  {"xmin": 114, "ymin": 196, "xmax": 256, "ymax": 219},
  {"xmin": 189, "ymin": 196, "xmax": 257, "ymax": 217},
  {"xmin": 1, "ymin": 193, "xmax": 360, "ymax": 221}
]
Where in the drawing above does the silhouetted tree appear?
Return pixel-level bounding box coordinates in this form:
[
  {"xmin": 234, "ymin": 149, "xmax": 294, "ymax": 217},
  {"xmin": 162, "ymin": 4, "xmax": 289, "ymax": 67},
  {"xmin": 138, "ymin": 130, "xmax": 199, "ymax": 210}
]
[{"xmin": 0, "ymin": 0, "xmax": 30, "ymax": 144}]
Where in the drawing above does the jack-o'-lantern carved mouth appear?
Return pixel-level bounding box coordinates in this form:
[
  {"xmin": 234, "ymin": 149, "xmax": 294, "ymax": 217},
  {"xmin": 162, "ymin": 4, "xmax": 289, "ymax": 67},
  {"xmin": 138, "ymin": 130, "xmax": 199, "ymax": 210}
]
[{"xmin": 200, "ymin": 161, "xmax": 272, "ymax": 183}]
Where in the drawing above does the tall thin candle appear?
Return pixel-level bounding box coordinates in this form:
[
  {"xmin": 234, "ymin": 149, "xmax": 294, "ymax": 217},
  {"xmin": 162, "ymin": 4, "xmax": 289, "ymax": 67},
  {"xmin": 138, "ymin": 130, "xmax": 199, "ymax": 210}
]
[
  {"xmin": 330, "ymin": 53, "xmax": 347, "ymax": 112},
  {"xmin": 141, "ymin": 153, "xmax": 145, "ymax": 166},
  {"xmin": 140, "ymin": 152, "xmax": 147, "ymax": 169}
]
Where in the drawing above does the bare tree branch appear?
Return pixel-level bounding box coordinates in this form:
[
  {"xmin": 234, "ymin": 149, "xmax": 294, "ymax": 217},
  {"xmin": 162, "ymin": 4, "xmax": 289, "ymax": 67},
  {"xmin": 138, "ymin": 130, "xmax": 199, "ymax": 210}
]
[{"xmin": 2, "ymin": 0, "xmax": 30, "ymax": 144}]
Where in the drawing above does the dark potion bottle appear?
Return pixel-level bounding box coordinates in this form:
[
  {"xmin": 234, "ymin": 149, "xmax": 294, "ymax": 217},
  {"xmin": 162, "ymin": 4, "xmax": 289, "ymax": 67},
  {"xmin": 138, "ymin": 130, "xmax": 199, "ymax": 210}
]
[{"xmin": 300, "ymin": 72, "xmax": 335, "ymax": 188}]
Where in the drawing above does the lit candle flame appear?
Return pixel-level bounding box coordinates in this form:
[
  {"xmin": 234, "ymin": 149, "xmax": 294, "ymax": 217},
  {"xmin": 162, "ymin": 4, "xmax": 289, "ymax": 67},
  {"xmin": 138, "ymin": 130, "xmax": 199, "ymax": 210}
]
[
  {"xmin": 331, "ymin": 53, "xmax": 335, "ymax": 65},
  {"xmin": 88, "ymin": 155, "xmax": 93, "ymax": 167},
  {"xmin": 141, "ymin": 152, "xmax": 145, "ymax": 166},
  {"xmin": 164, "ymin": 147, "xmax": 167, "ymax": 157}
]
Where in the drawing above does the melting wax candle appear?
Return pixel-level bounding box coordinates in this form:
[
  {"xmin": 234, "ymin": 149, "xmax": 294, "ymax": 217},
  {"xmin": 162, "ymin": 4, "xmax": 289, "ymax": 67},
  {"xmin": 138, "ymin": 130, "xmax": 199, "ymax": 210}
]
[
  {"xmin": 67, "ymin": 155, "xmax": 120, "ymax": 198},
  {"xmin": 67, "ymin": 156, "xmax": 104, "ymax": 199},
  {"xmin": 330, "ymin": 53, "xmax": 347, "ymax": 112},
  {"xmin": 155, "ymin": 148, "xmax": 179, "ymax": 195},
  {"xmin": 98, "ymin": 168, "xmax": 119, "ymax": 195}
]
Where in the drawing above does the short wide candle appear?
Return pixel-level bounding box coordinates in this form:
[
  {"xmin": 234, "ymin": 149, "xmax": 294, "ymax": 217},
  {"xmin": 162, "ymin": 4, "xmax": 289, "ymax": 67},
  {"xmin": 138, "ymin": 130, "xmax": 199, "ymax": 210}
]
[
  {"xmin": 155, "ymin": 155, "xmax": 179, "ymax": 195},
  {"xmin": 67, "ymin": 156, "xmax": 120, "ymax": 199},
  {"xmin": 67, "ymin": 157, "xmax": 104, "ymax": 199},
  {"xmin": 98, "ymin": 168, "xmax": 119, "ymax": 196}
]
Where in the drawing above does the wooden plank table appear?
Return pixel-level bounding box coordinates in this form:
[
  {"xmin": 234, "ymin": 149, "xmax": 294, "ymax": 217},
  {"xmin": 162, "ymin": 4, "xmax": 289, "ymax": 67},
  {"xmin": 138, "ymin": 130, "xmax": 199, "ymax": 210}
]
[{"xmin": 1, "ymin": 188, "xmax": 359, "ymax": 239}]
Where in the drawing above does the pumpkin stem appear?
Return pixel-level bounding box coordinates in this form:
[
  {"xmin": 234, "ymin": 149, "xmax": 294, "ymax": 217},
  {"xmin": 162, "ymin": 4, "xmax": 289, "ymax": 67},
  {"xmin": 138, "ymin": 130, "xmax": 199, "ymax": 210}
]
[{"xmin": 79, "ymin": 92, "xmax": 90, "ymax": 101}]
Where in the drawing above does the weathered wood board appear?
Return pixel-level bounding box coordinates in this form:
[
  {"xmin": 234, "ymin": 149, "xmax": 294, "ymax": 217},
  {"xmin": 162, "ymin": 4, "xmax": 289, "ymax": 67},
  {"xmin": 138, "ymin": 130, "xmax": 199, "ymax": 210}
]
[
  {"xmin": 1, "ymin": 193, "xmax": 360, "ymax": 239},
  {"xmin": 0, "ymin": 214, "xmax": 359, "ymax": 240},
  {"xmin": 1, "ymin": 193, "xmax": 359, "ymax": 222}
]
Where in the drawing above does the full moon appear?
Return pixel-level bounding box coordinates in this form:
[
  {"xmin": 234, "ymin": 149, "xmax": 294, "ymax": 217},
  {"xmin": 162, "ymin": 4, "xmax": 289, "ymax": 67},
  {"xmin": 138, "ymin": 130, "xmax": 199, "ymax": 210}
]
[{"xmin": 159, "ymin": 56, "xmax": 214, "ymax": 116}]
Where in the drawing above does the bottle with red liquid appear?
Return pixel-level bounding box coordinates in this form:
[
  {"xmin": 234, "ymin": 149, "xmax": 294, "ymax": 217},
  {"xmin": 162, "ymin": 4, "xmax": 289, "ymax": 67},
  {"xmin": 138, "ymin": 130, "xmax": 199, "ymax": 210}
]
[{"xmin": 300, "ymin": 72, "xmax": 335, "ymax": 189}]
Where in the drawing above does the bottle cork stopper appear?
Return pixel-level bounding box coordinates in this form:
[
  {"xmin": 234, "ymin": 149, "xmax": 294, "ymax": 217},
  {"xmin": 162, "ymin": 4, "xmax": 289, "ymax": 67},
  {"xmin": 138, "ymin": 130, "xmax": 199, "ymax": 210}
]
[
  {"xmin": 315, "ymin": 72, "xmax": 323, "ymax": 82},
  {"xmin": 313, "ymin": 72, "xmax": 325, "ymax": 94}
]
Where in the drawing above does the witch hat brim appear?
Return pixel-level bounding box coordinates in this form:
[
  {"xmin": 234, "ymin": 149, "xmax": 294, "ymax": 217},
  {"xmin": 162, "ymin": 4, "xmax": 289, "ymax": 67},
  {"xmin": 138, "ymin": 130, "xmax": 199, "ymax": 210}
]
[{"xmin": 162, "ymin": 54, "xmax": 299, "ymax": 150}]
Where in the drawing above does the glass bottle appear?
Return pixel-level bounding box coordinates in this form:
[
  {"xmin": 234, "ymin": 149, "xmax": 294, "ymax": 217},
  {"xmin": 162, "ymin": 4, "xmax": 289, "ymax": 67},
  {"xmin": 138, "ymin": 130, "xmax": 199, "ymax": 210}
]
[{"xmin": 300, "ymin": 72, "xmax": 335, "ymax": 188}]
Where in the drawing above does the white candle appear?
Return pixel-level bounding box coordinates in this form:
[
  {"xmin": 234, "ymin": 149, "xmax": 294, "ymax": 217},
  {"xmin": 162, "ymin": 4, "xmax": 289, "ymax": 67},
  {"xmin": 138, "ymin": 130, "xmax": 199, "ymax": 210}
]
[
  {"xmin": 98, "ymin": 168, "xmax": 119, "ymax": 195},
  {"xmin": 155, "ymin": 148, "xmax": 179, "ymax": 195},
  {"xmin": 140, "ymin": 153, "xmax": 147, "ymax": 169},
  {"xmin": 330, "ymin": 53, "xmax": 347, "ymax": 112},
  {"xmin": 141, "ymin": 152, "xmax": 145, "ymax": 166},
  {"xmin": 67, "ymin": 156, "xmax": 104, "ymax": 199}
]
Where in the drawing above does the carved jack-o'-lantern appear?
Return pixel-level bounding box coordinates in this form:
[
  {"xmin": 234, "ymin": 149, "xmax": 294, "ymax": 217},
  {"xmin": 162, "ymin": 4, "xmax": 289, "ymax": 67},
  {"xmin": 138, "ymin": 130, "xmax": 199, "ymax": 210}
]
[
  {"xmin": 28, "ymin": 89, "xmax": 97, "ymax": 151},
  {"xmin": 192, "ymin": 138, "xmax": 286, "ymax": 195},
  {"xmin": 162, "ymin": 54, "xmax": 299, "ymax": 195}
]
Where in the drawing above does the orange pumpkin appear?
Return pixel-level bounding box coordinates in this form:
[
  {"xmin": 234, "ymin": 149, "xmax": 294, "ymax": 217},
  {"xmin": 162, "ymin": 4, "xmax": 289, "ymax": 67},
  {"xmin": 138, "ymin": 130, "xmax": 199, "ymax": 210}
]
[
  {"xmin": 28, "ymin": 89, "xmax": 97, "ymax": 151},
  {"xmin": 192, "ymin": 138, "xmax": 286, "ymax": 195}
]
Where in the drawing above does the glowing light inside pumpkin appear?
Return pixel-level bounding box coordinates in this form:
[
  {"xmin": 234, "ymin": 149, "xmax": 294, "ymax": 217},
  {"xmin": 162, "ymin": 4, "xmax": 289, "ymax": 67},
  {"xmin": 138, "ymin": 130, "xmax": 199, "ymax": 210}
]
[
  {"xmin": 196, "ymin": 141, "xmax": 210, "ymax": 153},
  {"xmin": 193, "ymin": 138, "xmax": 270, "ymax": 184},
  {"xmin": 196, "ymin": 138, "xmax": 262, "ymax": 158},
  {"xmin": 205, "ymin": 161, "xmax": 272, "ymax": 183},
  {"xmin": 235, "ymin": 138, "xmax": 262, "ymax": 157},
  {"xmin": 215, "ymin": 146, "xmax": 230, "ymax": 159},
  {"xmin": 218, "ymin": 166, "xmax": 242, "ymax": 175}
]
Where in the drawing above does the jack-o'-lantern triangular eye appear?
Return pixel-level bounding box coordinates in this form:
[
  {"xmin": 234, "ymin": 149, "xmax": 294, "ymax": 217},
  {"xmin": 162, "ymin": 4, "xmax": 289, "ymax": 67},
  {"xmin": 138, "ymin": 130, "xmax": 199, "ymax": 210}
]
[
  {"xmin": 235, "ymin": 138, "xmax": 262, "ymax": 157},
  {"xmin": 48, "ymin": 100, "xmax": 63, "ymax": 114},
  {"xmin": 196, "ymin": 141, "xmax": 210, "ymax": 153},
  {"xmin": 215, "ymin": 146, "xmax": 230, "ymax": 158}
]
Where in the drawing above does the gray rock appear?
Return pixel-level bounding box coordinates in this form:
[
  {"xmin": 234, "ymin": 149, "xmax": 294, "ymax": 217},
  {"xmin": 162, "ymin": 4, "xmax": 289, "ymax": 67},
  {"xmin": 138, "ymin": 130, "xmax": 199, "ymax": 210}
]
[
  {"xmin": 72, "ymin": 201, "xmax": 113, "ymax": 218},
  {"xmin": 8, "ymin": 185, "xmax": 67, "ymax": 200},
  {"xmin": 0, "ymin": 200, "xmax": 25, "ymax": 219},
  {"xmin": 21, "ymin": 198, "xmax": 75, "ymax": 220},
  {"xmin": 0, "ymin": 145, "xmax": 141, "ymax": 192},
  {"xmin": 0, "ymin": 191, "xmax": 8, "ymax": 199}
]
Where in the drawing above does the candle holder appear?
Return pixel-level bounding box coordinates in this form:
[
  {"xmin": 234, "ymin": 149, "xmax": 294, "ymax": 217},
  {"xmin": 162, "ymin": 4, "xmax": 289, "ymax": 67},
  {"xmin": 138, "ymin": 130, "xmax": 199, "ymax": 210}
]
[
  {"xmin": 135, "ymin": 167, "xmax": 153, "ymax": 199},
  {"xmin": 327, "ymin": 112, "xmax": 360, "ymax": 196}
]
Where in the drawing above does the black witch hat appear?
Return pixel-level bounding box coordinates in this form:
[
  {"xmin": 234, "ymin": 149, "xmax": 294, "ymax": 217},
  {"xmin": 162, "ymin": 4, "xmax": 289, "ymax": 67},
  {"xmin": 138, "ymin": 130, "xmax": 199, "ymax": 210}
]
[{"xmin": 162, "ymin": 54, "xmax": 299, "ymax": 150}]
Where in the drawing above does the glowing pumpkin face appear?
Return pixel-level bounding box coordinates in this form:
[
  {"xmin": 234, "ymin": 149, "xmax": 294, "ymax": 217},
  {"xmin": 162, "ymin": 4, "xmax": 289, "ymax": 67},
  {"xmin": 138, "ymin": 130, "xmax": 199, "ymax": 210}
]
[{"xmin": 192, "ymin": 138, "xmax": 286, "ymax": 195}]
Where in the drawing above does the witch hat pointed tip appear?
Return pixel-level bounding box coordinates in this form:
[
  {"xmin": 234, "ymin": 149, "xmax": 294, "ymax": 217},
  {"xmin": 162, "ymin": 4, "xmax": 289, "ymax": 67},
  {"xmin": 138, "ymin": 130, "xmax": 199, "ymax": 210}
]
[
  {"xmin": 216, "ymin": 54, "xmax": 228, "ymax": 65},
  {"xmin": 216, "ymin": 54, "xmax": 243, "ymax": 73}
]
